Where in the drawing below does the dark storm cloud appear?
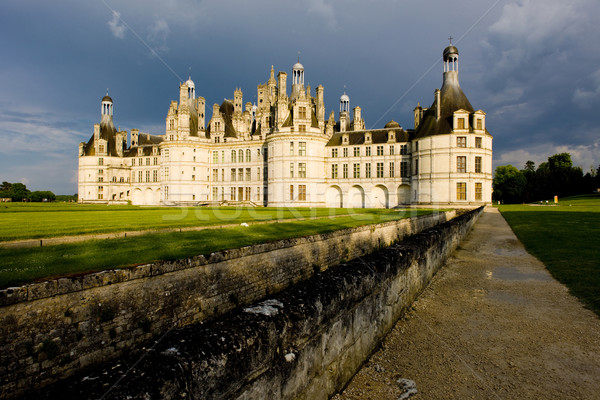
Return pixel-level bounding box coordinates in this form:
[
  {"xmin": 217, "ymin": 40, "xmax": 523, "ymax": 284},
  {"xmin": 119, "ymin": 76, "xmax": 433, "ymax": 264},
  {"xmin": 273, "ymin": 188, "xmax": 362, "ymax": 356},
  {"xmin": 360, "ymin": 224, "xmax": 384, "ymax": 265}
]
[{"xmin": 0, "ymin": 0, "xmax": 598, "ymax": 193}]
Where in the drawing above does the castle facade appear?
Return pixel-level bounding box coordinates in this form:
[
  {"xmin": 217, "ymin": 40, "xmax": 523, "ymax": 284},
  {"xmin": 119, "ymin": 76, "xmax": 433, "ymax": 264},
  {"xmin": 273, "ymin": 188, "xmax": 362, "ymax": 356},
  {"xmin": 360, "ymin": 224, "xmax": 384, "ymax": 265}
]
[{"xmin": 78, "ymin": 45, "xmax": 492, "ymax": 207}]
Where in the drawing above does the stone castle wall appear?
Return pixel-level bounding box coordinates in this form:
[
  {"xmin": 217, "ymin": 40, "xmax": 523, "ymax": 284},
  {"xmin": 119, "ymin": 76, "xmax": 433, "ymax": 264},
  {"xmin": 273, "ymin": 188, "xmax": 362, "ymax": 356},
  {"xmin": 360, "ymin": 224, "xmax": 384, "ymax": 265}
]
[
  {"xmin": 0, "ymin": 210, "xmax": 455, "ymax": 397},
  {"xmin": 30, "ymin": 207, "xmax": 484, "ymax": 399}
]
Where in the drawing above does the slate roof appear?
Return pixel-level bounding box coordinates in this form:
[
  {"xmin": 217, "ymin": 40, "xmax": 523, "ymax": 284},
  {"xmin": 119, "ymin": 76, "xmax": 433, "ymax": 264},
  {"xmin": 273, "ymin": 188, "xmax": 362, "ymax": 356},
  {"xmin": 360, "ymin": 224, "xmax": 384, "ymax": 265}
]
[
  {"xmin": 413, "ymin": 72, "xmax": 478, "ymax": 140},
  {"xmin": 326, "ymin": 127, "xmax": 412, "ymax": 147}
]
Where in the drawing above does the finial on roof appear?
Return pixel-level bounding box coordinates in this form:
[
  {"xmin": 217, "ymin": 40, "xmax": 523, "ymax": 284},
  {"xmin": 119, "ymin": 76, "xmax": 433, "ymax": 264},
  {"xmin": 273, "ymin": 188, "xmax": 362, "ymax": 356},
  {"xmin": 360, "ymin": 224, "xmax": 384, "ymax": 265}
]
[
  {"xmin": 188, "ymin": 66, "xmax": 192, "ymax": 80},
  {"xmin": 106, "ymin": 88, "xmax": 109, "ymax": 96},
  {"xmin": 297, "ymin": 51, "xmax": 300, "ymax": 62},
  {"xmin": 448, "ymin": 35, "xmax": 453, "ymax": 45}
]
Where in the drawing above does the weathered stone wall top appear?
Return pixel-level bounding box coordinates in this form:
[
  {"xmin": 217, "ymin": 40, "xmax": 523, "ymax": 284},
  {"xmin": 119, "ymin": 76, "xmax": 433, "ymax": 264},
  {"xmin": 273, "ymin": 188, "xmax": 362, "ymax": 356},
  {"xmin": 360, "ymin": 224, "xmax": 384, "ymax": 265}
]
[{"xmin": 0, "ymin": 212, "xmax": 454, "ymax": 306}]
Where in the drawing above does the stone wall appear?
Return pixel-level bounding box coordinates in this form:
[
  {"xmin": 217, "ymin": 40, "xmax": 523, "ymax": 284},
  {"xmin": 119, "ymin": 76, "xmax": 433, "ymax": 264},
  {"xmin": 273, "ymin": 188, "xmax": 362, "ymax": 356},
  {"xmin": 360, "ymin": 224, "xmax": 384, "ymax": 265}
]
[
  {"xmin": 0, "ymin": 210, "xmax": 454, "ymax": 398},
  {"xmin": 28, "ymin": 207, "xmax": 483, "ymax": 399}
]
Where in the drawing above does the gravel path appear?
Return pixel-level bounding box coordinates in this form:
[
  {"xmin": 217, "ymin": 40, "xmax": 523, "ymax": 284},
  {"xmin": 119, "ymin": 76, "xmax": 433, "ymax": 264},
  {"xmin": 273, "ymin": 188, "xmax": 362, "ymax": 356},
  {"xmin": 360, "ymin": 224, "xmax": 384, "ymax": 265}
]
[{"xmin": 333, "ymin": 207, "xmax": 600, "ymax": 400}]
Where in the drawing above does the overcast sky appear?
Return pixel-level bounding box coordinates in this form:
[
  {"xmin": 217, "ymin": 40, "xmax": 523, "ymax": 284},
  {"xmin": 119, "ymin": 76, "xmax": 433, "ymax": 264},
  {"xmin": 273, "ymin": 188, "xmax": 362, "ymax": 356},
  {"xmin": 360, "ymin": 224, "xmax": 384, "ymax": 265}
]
[{"xmin": 1, "ymin": 0, "xmax": 599, "ymax": 194}]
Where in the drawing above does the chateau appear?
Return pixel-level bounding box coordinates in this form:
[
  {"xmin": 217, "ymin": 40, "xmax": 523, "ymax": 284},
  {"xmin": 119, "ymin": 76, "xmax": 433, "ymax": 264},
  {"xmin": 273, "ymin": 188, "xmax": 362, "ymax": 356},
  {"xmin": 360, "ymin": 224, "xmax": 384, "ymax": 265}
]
[{"xmin": 78, "ymin": 44, "xmax": 492, "ymax": 207}]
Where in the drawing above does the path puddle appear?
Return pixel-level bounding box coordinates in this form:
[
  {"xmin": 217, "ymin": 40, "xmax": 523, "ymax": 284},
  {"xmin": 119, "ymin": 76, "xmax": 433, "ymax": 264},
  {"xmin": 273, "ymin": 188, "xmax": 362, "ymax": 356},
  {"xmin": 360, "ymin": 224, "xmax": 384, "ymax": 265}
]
[{"xmin": 490, "ymin": 266, "xmax": 552, "ymax": 282}]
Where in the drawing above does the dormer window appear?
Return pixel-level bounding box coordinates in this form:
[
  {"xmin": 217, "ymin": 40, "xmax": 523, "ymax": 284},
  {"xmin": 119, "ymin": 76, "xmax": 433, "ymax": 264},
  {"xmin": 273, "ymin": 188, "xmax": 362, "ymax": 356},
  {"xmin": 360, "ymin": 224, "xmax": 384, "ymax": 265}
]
[{"xmin": 457, "ymin": 118, "xmax": 465, "ymax": 129}]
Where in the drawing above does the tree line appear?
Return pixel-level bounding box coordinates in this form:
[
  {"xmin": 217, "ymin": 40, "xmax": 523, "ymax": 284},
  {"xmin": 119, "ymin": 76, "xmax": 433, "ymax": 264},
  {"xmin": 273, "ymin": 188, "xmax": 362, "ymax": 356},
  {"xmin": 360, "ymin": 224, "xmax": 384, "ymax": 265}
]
[
  {"xmin": 0, "ymin": 182, "xmax": 76, "ymax": 202},
  {"xmin": 493, "ymin": 153, "xmax": 600, "ymax": 204}
]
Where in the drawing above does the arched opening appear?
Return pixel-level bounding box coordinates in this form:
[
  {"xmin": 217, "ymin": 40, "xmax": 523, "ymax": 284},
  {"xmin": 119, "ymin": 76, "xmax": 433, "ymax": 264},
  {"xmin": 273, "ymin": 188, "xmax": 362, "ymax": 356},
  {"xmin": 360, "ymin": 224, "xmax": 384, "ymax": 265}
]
[
  {"xmin": 397, "ymin": 185, "xmax": 411, "ymax": 205},
  {"xmin": 144, "ymin": 188, "xmax": 154, "ymax": 205},
  {"xmin": 348, "ymin": 185, "xmax": 365, "ymax": 209},
  {"xmin": 372, "ymin": 185, "xmax": 389, "ymax": 208},
  {"xmin": 325, "ymin": 185, "xmax": 343, "ymax": 208},
  {"xmin": 131, "ymin": 188, "xmax": 143, "ymax": 205}
]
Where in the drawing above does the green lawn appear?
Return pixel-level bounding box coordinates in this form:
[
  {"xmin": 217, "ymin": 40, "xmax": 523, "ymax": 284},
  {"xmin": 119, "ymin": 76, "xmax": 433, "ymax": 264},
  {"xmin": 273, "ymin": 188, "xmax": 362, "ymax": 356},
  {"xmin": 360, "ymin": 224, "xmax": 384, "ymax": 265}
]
[
  {"xmin": 0, "ymin": 203, "xmax": 390, "ymax": 241},
  {"xmin": 0, "ymin": 208, "xmax": 435, "ymax": 288},
  {"xmin": 498, "ymin": 194, "xmax": 600, "ymax": 315}
]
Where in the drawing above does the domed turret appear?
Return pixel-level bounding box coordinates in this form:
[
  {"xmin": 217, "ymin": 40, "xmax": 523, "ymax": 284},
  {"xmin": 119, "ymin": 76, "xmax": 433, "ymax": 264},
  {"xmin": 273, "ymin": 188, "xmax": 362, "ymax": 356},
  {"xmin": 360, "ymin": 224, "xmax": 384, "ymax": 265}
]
[
  {"xmin": 292, "ymin": 59, "xmax": 304, "ymax": 87},
  {"xmin": 443, "ymin": 45, "xmax": 459, "ymax": 62},
  {"xmin": 185, "ymin": 77, "xmax": 195, "ymax": 100},
  {"xmin": 384, "ymin": 120, "xmax": 400, "ymax": 129},
  {"xmin": 340, "ymin": 92, "xmax": 350, "ymax": 113},
  {"xmin": 101, "ymin": 91, "xmax": 113, "ymax": 117},
  {"xmin": 443, "ymin": 39, "xmax": 459, "ymax": 73}
]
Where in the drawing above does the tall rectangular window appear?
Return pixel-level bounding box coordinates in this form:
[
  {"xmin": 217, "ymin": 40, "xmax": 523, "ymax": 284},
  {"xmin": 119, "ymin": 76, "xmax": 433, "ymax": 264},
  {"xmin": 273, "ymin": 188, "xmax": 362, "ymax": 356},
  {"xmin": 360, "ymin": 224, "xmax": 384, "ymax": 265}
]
[
  {"xmin": 290, "ymin": 185, "xmax": 294, "ymax": 200},
  {"xmin": 146, "ymin": 158, "xmax": 150, "ymax": 166},
  {"xmin": 230, "ymin": 168, "xmax": 236, "ymax": 181},
  {"xmin": 153, "ymin": 170, "xmax": 158, "ymax": 182},
  {"xmin": 299, "ymin": 142, "xmax": 306, "ymax": 156},
  {"xmin": 231, "ymin": 150, "xmax": 237, "ymax": 163},
  {"xmin": 332, "ymin": 148, "xmax": 338, "ymax": 157},
  {"xmin": 343, "ymin": 148, "xmax": 348, "ymax": 157},
  {"xmin": 290, "ymin": 142, "xmax": 294, "ymax": 155},
  {"xmin": 298, "ymin": 125, "xmax": 306, "ymax": 132},
  {"xmin": 477, "ymin": 119, "xmax": 483, "ymax": 130},
  {"xmin": 298, "ymin": 163, "xmax": 306, "ymax": 178},
  {"xmin": 290, "ymin": 163, "xmax": 294, "ymax": 178},
  {"xmin": 415, "ymin": 159, "xmax": 419, "ymax": 175},
  {"xmin": 376, "ymin": 162, "xmax": 384, "ymax": 178},
  {"xmin": 146, "ymin": 170, "xmax": 150, "ymax": 182},
  {"xmin": 99, "ymin": 158, "xmax": 104, "ymax": 166},
  {"xmin": 246, "ymin": 149, "xmax": 251, "ymax": 162},
  {"xmin": 298, "ymin": 185, "xmax": 306, "ymax": 201},
  {"xmin": 475, "ymin": 182, "xmax": 482, "ymax": 201},
  {"xmin": 400, "ymin": 144, "xmax": 408, "ymax": 155},
  {"xmin": 457, "ymin": 156, "xmax": 467, "ymax": 173},
  {"xmin": 213, "ymin": 151, "xmax": 219, "ymax": 164},
  {"xmin": 457, "ymin": 118, "xmax": 465, "ymax": 129},
  {"xmin": 212, "ymin": 187, "xmax": 218, "ymax": 200},
  {"xmin": 238, "ymin": 168, "xmax": 243, "ymax": 181},
  {"xmin": 389, "ymin": 145, "xmax": 395, "ymax": 155},
  {"xmin": 299, "ymin": 107, "xmax": 306, "ymax": 119},
  {"xmin": 365, "ymin": 163, "xmax": 371, "ymax": 178},
  {"xmin": 457, "ymin": 182, "xmax": 467, "ymax": 200},
  {"xmin": 475, "ymin": 137, "xmax": 482, "ymax": 148},
  {"xmin": 389, "ymin": 162, "xmax": 395, "ymax": 178},
  {"xmin": 457, "ymin": 136, "xmax": 467, "ymax": 148},
  {"xmin": 138, "ymin": 171, "xmax": 143, "ymax": 182},
  {"xmin": 475, "ymin": 156, "xmax": 482, "ymax": 173},
  {"xmin": 353, "ymin": 163, "xmax": 360, "ymax": 178},
  {"xmin": 401, "ymin": 161, "xmax": 409, "ymax": 178},
  {"xmin": 231, "ymin": 187, "xmax": 236, "ymax": 201},
  {"xmin": 343, "ymin": 164, "xmax": 348, "ymax": 178},
  {"xmin": 366, "ymin": 146, "xmax": 372, "ymax": 156},
  {"xmin": 377, "ymin": 146, "xmax": 384, "ymax": 156},
  {"xmin": 154, "ymin": 157, "xmax": 158, "ymax": 165},
  {"xmin": 332, "ymin": 164, "xmax": 338, "ymax": 179},
  {"xmin": 354, "ymin": 147, "xmax": 360, "ymax": 157},
  {"xmin": 246, "ymin": 168, "xmax": 251, "ymax": 181}
]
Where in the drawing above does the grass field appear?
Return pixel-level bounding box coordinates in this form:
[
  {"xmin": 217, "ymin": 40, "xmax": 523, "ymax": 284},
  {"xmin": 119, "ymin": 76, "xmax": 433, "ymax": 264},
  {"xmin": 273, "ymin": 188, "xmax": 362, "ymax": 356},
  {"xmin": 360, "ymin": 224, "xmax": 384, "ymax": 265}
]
[
  {"xmin": 0, "ymin": 206, "xmax": 435, "ymax": 288},
  {"xmin": 0, "ymin": 203, "xmax": 387, "ymax": 241},
  {"xmin": 498, "ymin": 194, "xmax": 600, "ymax": 315}
]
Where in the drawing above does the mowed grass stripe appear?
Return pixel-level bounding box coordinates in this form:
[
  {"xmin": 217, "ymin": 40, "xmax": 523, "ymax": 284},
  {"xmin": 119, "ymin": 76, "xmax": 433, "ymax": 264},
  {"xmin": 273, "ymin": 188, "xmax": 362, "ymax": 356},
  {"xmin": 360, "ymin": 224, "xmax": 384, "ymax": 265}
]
[
  {"xmin": 498, "ymin": 194, "xmax": 600, "ymax": 315},
  {"xmin": 0, "ymin": 204, "xmax": 383, "ymax": 241},
  {"xmin": 0, "ymin": 210, "xmax": 434, "ymax": 288}
]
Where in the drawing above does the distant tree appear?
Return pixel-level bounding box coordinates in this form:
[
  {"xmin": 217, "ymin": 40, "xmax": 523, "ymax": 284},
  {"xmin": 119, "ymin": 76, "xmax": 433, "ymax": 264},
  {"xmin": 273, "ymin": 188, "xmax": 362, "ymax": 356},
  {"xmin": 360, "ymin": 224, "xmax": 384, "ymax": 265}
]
[
  {"xmin": 493, "ymin": 165, "xmax": 527, "ymax": 203},
  {"xmin": 524, "ymin": 160, "xmax": 535, "ymax": 172},
  {"xmin": 29, "ymin": 191, "xmax": 56, "ymax": 202},
  {"xmin": 1, "ymin": 182, "xmax": 12, "ymax": 192},
  {"xmin": 8, "ymin": 183, "xmax": 30, "ymax": 201},
  {"xmin": 548, "ymin": 153, "xmax": 573, "ymax": 170}
]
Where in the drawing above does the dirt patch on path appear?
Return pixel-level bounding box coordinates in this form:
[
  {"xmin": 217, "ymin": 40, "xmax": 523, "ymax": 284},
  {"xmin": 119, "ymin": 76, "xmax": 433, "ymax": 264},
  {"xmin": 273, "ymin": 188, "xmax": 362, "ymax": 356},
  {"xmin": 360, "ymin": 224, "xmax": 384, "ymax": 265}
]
[{"xmin": 333, "ymin": 207, "xmax": 600, "ymax": 400}]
